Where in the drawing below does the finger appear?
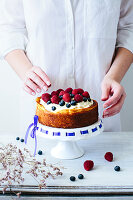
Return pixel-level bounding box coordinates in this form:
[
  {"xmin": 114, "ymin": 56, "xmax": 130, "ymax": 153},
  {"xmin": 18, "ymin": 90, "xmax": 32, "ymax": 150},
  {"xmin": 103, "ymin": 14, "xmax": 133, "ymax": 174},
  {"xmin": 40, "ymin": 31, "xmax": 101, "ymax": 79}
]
[
  {"xmin": 28, "ymin": 71, "xmax": 48, "ymax": 91},
  {"xmin": 33, "ymin": 66, "xmax": 51, "ymax": 87},
  {"xmin": 23, "ymin": 85, "xmax": 36, "ymax": 96},
  {"xmin": 101, "ymin": 83, "xmax": 111, "ymax": 101},
  {"xmin": 103, "ymin": 93, "xmax": 126, "ymax": 117},
  {"xmin": 26, "ymin": 79, "xmax": 41, "ymax": 93},
  {"xmin": 103, "ymin": 86, "xmax": 123, "ymax": 108}
]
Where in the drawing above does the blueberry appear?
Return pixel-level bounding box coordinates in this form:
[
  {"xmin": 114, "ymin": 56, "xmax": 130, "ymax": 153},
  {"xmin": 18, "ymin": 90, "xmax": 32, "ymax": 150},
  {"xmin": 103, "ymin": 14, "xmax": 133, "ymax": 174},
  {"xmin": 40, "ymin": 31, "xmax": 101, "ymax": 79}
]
[
  {"xmin": 20, "ymin": 138, "xmax": 24, "ymax": 142},
  {"xmin": 70, "ymin": 93, "xmax": 74, "ymax": 98},
  {"xmin": 114, "ymin": 166, "xmax": 120, "ymax": 171},
  {"xmin": 71, "ymin": 100, "xmax": 77, "ymax": 106},
  {"xmin": 59, "ymin": 100, "xmax": 65, "ymax": 106},
  {"xmin": 70, "ymin": 176, "xmax": 76, "ymax": 181},
  {"xmin": 83, "ymin": 97, "xmax": 87, "ymax": 102},
  {"xmin": 52, "ymin": 106, "xmax": 56, "ymax": 111},
  {"xmin": 38, "ymin": 150, "xmax": 42, "ymax": 155},
  {"xmin": 66, "ymin": 103, "xmax": 71, "ymax": 108},
  {"xmin": 78, "ymin": 174, "xmax": 84, "ymax": 179},
  {"xmin": 16, "ymin": 137, "xmax": 20, "ymax": 141},
  {"xmin": 59, "ymin": 95, "xmax": 63, "ymax": 99},
  {"xmin": 47, "ymin": 100, "xmax": 51, "ymax": 105},
  {"xmin": 88, "ymin": 98, "xmax": 91, "ymax": 102}
]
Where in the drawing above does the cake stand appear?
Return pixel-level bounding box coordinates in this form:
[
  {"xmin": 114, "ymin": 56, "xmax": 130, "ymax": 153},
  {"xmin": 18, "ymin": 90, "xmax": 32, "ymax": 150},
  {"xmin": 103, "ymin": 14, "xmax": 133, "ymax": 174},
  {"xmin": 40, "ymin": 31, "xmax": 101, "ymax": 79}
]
[{"xmin": 36, "ymin": 118, "xmax": 104, "ymax": 159}]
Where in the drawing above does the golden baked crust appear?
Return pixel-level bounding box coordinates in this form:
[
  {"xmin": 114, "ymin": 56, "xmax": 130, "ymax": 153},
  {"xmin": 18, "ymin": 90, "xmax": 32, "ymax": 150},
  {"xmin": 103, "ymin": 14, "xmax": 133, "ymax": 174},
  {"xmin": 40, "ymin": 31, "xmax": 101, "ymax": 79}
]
[{"xmin": 36, "ymin": 97, "xmax": 98, "ymax": 128}]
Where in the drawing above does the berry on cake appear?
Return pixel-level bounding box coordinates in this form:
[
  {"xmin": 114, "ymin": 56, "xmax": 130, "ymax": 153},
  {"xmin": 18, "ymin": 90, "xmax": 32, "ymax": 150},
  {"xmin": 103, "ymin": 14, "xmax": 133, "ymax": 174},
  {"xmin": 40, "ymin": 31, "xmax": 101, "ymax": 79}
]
[{"xmin": 36, "ymin": 88, "xmax": 98, "ymax": 128}]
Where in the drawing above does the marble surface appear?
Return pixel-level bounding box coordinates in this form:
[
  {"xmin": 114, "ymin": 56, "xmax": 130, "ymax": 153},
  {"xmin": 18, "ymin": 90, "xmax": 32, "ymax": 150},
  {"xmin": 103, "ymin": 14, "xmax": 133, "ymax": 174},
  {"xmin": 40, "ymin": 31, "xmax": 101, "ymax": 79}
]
[{"xmin": 0, "ymin": 131, "xmax": 133, "ymax": 195}]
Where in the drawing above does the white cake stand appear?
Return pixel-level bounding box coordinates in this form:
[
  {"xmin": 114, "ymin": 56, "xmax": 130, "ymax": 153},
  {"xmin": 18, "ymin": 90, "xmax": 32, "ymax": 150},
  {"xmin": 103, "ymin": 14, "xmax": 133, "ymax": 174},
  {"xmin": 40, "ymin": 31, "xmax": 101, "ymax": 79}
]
[{"xmin": 36, "ymin": 118, "xmax": 104, "ymax": 159}]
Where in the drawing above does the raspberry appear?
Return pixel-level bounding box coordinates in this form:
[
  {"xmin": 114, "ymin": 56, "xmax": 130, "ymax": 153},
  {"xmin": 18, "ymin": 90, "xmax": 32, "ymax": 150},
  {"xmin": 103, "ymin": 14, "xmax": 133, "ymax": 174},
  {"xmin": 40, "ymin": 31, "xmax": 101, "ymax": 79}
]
[
  {"xmin": 51, "ymin": 91, "xmax": 58, "ymax": 97},
  {"xmin": 42, "ymin": 93, "xmax": 51, "ymax": 103},
  {"xmin": 65, "ymin": 87, "xmax": 73, "ymax": 93},
  {"xmin": 59, "ymin": 90, "xmax": 65, "ymax": 96},
  {"xmin": 77, "ymin": 88, "xmax": 84, "ymax": 94},
  {"xmin": 104, "ymin": 152, "xmax": 113, "ymax": 162},
  {"xmin": 63, "ymin": 93, "xmax": 71, "ymax": 102},
  {"xmin": 72, "ymin": 89, "xmax": 78, "ymax": 95},
  {"xmin": 51, "ymin": 95, "xmax": 60, "ymax": 104},
  {"xmin": 57, "ymin": 89, "xmax": 63, "ymax": 95},
  {"xmin": 82, "ymin": 91, "xmax": 90, "ymax": 98},
  {"xmin": 84, "ymin": 160, "xmax": 94, "ymax": 171},
  {"xmin": 74, "ymin": 94, "xmax": 83, "ymax": 102}
]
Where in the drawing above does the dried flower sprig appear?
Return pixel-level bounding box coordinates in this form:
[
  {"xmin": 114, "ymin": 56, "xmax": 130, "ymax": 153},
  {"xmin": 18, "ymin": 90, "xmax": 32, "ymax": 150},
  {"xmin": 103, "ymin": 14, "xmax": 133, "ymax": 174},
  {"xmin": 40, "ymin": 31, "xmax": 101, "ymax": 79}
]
[{"xmin": 0, "ymin": 143, "xmax": 63, "ymax": 196}]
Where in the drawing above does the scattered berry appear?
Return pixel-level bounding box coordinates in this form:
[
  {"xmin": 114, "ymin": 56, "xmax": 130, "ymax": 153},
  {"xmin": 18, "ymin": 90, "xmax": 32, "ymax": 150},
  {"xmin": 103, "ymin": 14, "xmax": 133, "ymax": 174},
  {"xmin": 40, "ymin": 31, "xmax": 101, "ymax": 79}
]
[
  {"xmin": 88, "ymin": 98, "xmax": 91, "ymax": 102},
  {"xmin": 83, "ymin": 97, "xmax": 87, "ymax": 102},
  {"xmin": 20, "ymin": 138, "xmax": 24, "ymax": 143},
  {"xmin": 82, "ymin": 91, "xmax": 90, "ymax": 98},
  {"xmin": 51, "ymin": 91, "xmax": 58, "ymax": 97},
  {"xmin": 47, "ymin": 100, "xmax": 51, "ymax": 105},
  {"xmin": 66, "ymin": 103, "xmax": 71, "ymax": 108},
  {"xmin": 59, "ymin": 95, "xmax": 63, "ymax": 99},
  {"xmin": 77, "ymin": 88, "xmax": 84, "ymax": 94},
  {"xmin": 63, "ymin": 93, "xmax": 71, "ymax": 102},
  {"xmin": 42, "ymin": 93, "xmax": 51, "ymax": 103},
  {"xmin": 65, "ymin": 87, "xmax": 73, "ymax": 93},
  {"xmin": 59, "ymin": 100, "xmax": 65, "ymax": 106},
  {"xmin": 16, "ymin": 137, "xmax": 20, "ymax": 140},
  {"xmin": 74, "ymin": 94, "xmax": 83, "ymax": 102},
  {"xmin": 114, "ymin": 166, "xmax": 120, "ymax": 171},
  {"xmin": 84, "ymin": 160, "xmax": 94, "ymax": 171},
  {"xmin": 51, "ymin": 95, "xmax": 60, "ymax": 104},
  {"xmin": 72, "ymin": 89, "xmax": 78, "ymax": 95},
  {"xmin": 78, "ymin": 174, "xmax": 84, "ymax": 179},
  {"xmin": 52, "ymin": 106, "xmax": 56, "ymax": 111},
  {"xmin": 38, "ymin": 150, "xmax": 43, "ymax": 155},
  {"xmin": 59, "ymin": 91, "xmax": 65, "ymax": 96},
  {"xmin": 70, "ymin": 176, "xmax": 76, "ymax": 181},
  {"xmin": 104, "ymin": 152, "xmax": 113, "ymax": 162}
]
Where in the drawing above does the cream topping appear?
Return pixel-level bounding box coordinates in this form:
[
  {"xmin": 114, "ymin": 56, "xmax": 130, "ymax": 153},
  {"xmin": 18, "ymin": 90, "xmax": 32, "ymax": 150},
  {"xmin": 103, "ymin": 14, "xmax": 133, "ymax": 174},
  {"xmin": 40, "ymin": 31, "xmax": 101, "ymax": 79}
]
[{"xmin": 40, "ymin": 98, "xmax": 93, "ymax": 112}]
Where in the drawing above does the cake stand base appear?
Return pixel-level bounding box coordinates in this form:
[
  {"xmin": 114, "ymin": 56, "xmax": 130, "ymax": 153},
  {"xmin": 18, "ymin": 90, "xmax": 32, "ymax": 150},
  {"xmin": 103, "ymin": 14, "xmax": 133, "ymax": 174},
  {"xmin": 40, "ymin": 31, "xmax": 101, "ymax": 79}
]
[{"xmin": 51, "ymin": 140, "xmax": 84, "ymax": 159}]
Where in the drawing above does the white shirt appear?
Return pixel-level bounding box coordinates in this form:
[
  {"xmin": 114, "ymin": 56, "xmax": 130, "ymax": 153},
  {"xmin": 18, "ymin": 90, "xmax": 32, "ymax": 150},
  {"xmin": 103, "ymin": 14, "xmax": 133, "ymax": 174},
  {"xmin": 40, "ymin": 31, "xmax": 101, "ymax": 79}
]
[{"xmin": 0, "ymin": 0, "xmax": 133, "ymax": 132}]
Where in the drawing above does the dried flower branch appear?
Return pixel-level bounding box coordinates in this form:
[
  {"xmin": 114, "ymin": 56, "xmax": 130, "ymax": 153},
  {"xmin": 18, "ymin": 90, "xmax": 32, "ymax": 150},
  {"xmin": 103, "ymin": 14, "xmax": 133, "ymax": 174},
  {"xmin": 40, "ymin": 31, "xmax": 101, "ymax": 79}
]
[{"xmin": 0, "ymin": 143, "xmax": 63, "ymax": 197}]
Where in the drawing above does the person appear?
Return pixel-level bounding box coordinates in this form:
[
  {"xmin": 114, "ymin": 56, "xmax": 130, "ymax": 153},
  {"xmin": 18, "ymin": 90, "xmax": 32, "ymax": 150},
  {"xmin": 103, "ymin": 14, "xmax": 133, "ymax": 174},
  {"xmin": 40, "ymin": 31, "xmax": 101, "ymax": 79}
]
[{"xmin": 0, "ymin": 0, "xmax": 133, "ymax": 132}]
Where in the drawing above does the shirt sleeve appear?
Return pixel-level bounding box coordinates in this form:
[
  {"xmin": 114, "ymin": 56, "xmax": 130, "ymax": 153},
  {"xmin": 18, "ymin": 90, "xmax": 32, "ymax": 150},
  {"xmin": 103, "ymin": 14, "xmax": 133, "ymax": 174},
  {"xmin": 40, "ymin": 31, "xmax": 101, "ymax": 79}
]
[
  {"xmin": 116, "ymin": 0, "xmax": 133, "ymax": 54},
  {"xmin": 0, "ymin": 0, "xmax": 28, "ymax": 59}
]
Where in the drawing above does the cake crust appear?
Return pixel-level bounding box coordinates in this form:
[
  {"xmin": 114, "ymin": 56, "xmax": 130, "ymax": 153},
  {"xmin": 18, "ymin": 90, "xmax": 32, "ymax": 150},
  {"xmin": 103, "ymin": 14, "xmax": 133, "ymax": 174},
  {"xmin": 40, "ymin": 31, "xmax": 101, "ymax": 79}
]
[{"xmin": 36, "ymin": 97, "xmax": 98, "ymax": 128}]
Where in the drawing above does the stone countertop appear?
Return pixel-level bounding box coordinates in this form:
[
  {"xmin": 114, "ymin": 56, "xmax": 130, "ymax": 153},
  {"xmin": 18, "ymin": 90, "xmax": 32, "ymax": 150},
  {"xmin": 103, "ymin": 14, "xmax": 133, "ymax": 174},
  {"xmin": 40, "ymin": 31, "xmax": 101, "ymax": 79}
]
[{"xmin": 0, "ymin": 131, "xmax": 133, "ymax": 196}]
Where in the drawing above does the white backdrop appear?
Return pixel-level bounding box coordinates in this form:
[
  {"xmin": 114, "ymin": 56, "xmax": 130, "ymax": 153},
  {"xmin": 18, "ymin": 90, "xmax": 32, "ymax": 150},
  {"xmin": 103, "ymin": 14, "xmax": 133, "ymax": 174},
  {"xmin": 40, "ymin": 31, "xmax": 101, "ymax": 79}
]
[{"xmin": 0, "ymin": 60, "xmax": 133, "ymax": 135}]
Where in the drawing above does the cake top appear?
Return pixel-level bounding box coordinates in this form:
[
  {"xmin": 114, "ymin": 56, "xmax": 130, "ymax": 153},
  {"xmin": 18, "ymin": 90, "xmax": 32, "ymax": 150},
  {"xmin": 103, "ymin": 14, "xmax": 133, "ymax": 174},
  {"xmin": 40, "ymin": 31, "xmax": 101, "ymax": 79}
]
[{"xmin": 40, "ymin": 88, "xmax": 93, "ymax": 112}]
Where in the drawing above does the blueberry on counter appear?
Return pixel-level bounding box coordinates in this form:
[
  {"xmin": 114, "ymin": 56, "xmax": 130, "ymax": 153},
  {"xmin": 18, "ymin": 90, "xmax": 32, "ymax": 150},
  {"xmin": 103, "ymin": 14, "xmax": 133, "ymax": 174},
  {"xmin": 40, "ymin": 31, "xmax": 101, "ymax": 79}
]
[
  {"xmin": 70, "ymin": 176, "xmax": 76, "ymax": 181},
  {"xmin": 78, "ymin": 174, "xmax": 84, "ymax": 179},
  {"xmin": 16, "ymin": 137, "xmax": 20, "ymax": 141},
  {"xmin": 20, "ymin": 138, "xmax": 24, "ymax": 142},
  {"xmin": 66, "ymin": 103, "xmax": 71, "ymax": 108},
  {"xmin": 52, "ymin": 106, "xmax": 56, "ymax": 111},
  {"xmin": 38, "ymin": 150, "xmax": 43, "ymax": 155},
  {"xmin": 114, "ymin": 166, "xmax": 120, "ymax": 171}
]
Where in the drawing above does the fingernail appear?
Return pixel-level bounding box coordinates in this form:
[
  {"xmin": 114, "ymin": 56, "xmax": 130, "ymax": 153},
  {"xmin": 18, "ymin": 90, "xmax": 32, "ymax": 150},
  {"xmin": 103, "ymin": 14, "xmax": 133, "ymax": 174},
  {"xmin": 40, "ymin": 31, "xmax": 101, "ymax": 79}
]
[
  {"xmin": 46, "ymin": 81, "xmax": 51, "ymax": 86},
  {"xmin": 43, "ymin": 86, "xmax": 48, "ymax": 91},
  {"xmin": 37, "ymin": 88, "xmax": 41, "ymax": 93},
  {"xmin": 32, "ymin": 92, "xmax": 36, "ymax": 96}
]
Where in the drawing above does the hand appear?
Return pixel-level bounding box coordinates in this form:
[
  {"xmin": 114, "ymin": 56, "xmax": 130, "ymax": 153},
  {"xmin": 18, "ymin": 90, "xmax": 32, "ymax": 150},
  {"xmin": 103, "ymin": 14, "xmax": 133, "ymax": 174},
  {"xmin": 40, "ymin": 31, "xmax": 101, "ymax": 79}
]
[
  {"xmin": 23, "ymin": 66, "xmax": 51, "ymax": 96},
  {"xmin": 101, "ymin": 76, "xmax": 126, "ymax": 118}
]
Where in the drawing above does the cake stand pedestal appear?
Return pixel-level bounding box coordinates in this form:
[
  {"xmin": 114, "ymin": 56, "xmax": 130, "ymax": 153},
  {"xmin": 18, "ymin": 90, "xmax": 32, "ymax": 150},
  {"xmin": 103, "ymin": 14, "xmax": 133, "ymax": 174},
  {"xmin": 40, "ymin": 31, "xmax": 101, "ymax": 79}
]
[{"xmin": 36, "ymin": 118, "xmax": 103, "ymax": 159}]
